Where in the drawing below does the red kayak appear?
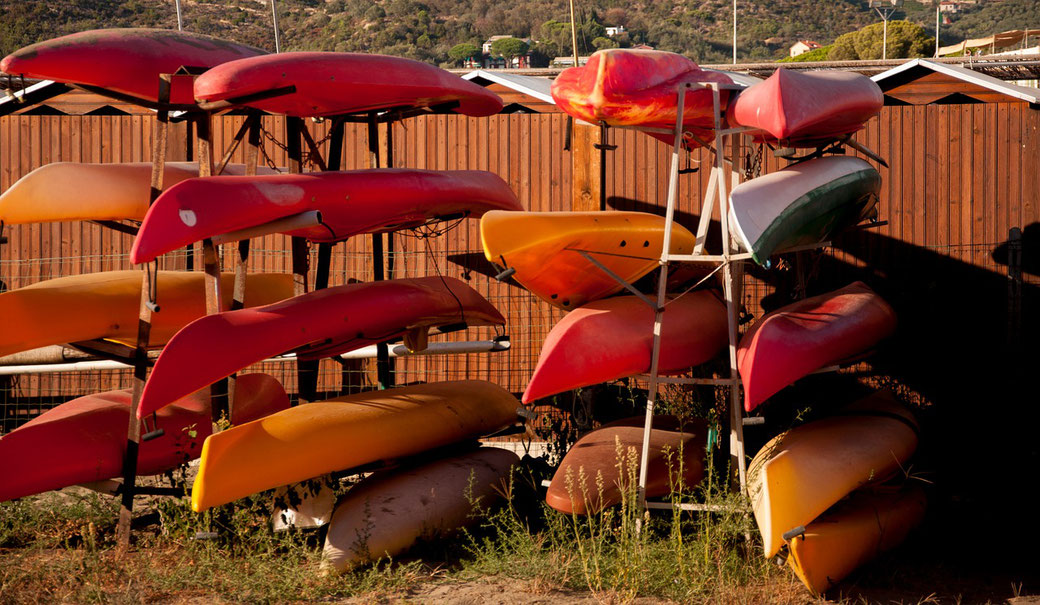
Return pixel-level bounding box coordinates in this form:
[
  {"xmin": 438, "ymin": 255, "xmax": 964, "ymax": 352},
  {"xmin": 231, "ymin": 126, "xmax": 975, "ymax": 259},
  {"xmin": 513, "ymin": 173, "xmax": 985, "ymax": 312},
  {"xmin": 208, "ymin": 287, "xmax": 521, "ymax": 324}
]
[
  {"xmin": 130, "ymin": 169, "xmax": 521, "ymax": 264},
  {"xmin": 193, "ymin": 51, "xmax": 503, "ymax": 117},
  {"xmin": 522, "ymin": 290, "xmax": 728, "ymax": 404},
  {"xmin": 0, "ymin": 373, "xmax": 288, "ymax": 502},
  {"xmin": 0, "ymin": 29, "xmax": 264, "ymax": 106},
  {"xmin": 727, "ymin": 68, "xmax": 883, "ymax": 148},
  {"xmin": 137, "ymin": 277, "xmax": 505, "ymax": 418},
  {"xmin": 738, "ymin": 282, "xmax": 897, "ymax": 411},
  {"xmin": 546, "ymin": 416, "xmax": 707, "ymax": 515},
  {"xmin": 550, "ymin": 49, "xmax": 732, "ymax": 143}
]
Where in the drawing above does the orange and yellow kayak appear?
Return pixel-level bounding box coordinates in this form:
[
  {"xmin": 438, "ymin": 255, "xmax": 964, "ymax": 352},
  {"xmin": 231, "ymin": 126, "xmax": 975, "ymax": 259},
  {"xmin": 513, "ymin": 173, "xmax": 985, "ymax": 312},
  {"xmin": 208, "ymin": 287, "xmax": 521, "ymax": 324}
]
[
  {"xmin": 0, "ymin": 270, "xmax": 293, "ymax": 358},
  {"xmin": 480, "ymin": 210, "xmax": 696, "ymax": 310}
]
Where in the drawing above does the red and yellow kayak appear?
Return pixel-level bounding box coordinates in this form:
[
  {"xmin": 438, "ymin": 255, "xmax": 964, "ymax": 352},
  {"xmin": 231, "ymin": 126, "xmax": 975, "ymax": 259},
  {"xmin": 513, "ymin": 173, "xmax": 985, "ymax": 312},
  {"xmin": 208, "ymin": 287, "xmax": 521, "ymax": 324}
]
[
  {"xmin": 191, "ymin": 381, "xmax": 520, "ymax": 511},
  {"xmin": 0, "ymin": 373, "xmax": 288, "ymax": 503},
  {"xmin": 546, "ymin": 416, "xmax": 707, "ymax": 515},
  {"xmin": 0, "ymin": 270, "xmax": 293, "ymax": 358},
  {"xmin": 0, "ymin": 29, "xmax": 264, "ymax": 106},
  {"xmin": 738, "ymin": 282, "xmax": 897, "ymax": 411},
  {"xmin": 323, "ymin": 447, "xmax": 518, "ymax": 572},
  {"xmin": 131, "ymin": 169, "xmax": 521, "ymax": 263},
  {"xmin": 193, "ymin": 51, "xmax": 503, "ymax": 117},
  {"xmin": 137, "ymin": 277, "xmax": 505, "ymax": 418},
  {"xmin": 522, "ymin": 290, "xmax": 728, "ymax": 403},
  {"xmin": 727, "ymin": 68, "xmax": 883, "ymax": 148},
  {"xmin": 0, "ymin": 162, "xmax": 276, "ymax": 224}
]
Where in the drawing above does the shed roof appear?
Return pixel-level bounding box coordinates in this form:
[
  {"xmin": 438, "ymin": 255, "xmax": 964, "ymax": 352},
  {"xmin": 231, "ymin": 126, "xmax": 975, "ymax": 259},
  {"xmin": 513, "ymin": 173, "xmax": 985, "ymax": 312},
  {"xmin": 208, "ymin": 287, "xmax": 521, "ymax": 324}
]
[
  {"xmin": 871, "ymin": 58, "xmax": 1040, "ymax": 105},
  {"xmin": 462, "ymin": 70, "xmax": 555, "ymax": 105}
]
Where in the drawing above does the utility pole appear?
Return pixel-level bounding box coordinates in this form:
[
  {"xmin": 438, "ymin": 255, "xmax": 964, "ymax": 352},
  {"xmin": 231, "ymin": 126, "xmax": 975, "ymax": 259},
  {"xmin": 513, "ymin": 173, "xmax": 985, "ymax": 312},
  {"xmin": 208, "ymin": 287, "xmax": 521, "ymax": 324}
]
[
  {"xmin": 732, "ymin": 0, "xmax": 737, "ymax": 64},
  {"xmin": 175, "ymin": 0, "xmax": 183, "ymax": 30},
  {"xmin": 271, "ymin": 0, "xmax": 282, "ymax": 53},
  {"xmin": 869, "ymin": 0, "xmax": 904, "ymax": 60},
  {"xmin": 935, "ymin": 2, "xmax": 940, "ymax": 57},
  {"xmin": 569, "ymin": 0, "xmax": 580, "ymax": 66}
]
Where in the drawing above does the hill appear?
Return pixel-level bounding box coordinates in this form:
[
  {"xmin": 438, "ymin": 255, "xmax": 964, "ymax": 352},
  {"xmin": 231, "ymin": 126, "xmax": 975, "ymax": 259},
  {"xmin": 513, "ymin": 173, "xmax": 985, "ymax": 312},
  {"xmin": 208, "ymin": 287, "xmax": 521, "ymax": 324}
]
[{"xmin": 1, "ymin": 0, "xmax": 1038, "ymax": 66}]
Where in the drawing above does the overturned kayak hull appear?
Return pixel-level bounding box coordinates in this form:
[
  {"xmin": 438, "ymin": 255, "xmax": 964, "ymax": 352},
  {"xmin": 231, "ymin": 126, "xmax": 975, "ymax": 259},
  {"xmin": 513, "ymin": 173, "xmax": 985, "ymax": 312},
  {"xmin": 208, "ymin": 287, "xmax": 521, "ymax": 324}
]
[
  {"xmin": 191, "ymin": 381, "xmax": 520, "ymax": 511},
  {"xmin": 738, "ymin": 282, "xmax": 897, "ymax": 411},
  {"xmin": 480, "ymin": 210, "xmax": 696, "ymax": 310},
  {"xmin": 193, "ymin": 51, "xmax": 503, "ymax": 117},
  {"xmin": 137, "ymin": 277, "xmax": 505, "ymax": 418},
  {"xmin": 323, "ymin": 447, "xmax": 518, "ymax": 572},
  {"xmin": 131, "ymin": 169, "xmax": 521, "ymax": 263},
  {"xmin": 522, "ymin": 290, "xmax": 728, "ymax": 403}
]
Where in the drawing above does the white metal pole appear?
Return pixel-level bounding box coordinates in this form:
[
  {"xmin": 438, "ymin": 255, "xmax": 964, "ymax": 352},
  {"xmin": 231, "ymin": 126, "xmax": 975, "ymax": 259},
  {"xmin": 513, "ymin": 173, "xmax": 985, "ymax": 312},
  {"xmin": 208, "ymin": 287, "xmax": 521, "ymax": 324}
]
[
  {"xmin": 271, "ymin": 0, "xmax": 282, "ymax": 53},
  {"xmin": 883, "ymin": 17, "xmax": 889, "ymax": 60},
  {"xmin": 732, "ymin": 0, "xmax": 737, "ymax": 64},
  {"xmin": 569, "ymin": 0, "xmax": 580, "ymax": 66},
  {"xmin": 935, "ymin": 5, "xmax": 940, "ymax": 57},
  {"xmin": 175, "ymin": 0, "xmax": 183, "ymax": 30}
]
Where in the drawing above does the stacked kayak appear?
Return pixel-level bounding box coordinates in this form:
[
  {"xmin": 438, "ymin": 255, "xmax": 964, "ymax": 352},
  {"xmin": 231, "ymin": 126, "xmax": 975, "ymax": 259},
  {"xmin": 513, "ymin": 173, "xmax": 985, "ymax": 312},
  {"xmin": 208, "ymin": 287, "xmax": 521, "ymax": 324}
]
[
  {"xmin": 738, "ymin": 282, "xmax": 897, "ymax": 411},
  {"xmin": 0, "ymin": 373, "xmax": 288, "ymax": 502},
  {"xmin": 728, "ymin": 68, "xmax": 883, "ymax": 148}
]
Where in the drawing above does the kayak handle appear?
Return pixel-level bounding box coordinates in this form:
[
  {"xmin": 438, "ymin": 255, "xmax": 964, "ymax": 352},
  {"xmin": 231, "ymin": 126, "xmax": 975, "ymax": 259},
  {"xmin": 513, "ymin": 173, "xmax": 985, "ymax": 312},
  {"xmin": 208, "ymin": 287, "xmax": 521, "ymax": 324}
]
[
  {"xmin": 141, "ymin": 428, "xmax": 165, "ymax": 442},
  {"xmin": 782, "ymin": 526, "xmax": 806, "ymax": 542},
  {"xmin": 494, "ymin": 266, "xmax": 516, "ymax": 281}
]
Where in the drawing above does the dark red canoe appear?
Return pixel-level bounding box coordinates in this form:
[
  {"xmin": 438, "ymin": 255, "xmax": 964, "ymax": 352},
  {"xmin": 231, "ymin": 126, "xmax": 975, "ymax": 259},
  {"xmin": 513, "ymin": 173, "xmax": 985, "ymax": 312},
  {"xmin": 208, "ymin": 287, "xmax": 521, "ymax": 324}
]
[
  {"xmin": 0, "ymin": 373, "xmax": 288, "ymax": 502},
  {"xmin": 130, "ymin": 169, "xmax": 521, "ymax": 264},
  {"xmin": 737, "ymin": 282, "xmax": 897, "ymax": 411},
  {"xmin": 0, "ymin": 29, "xmax": 264, "ymax": 106},
  {"xmin": 546, "ymin": 416, "xmax": 708, "ymax": 515},
  {"xmin": 522, "ymin": 290, "xmax": 728, "ymax": 404},
  {"xmin": 727, "ymin": 68, "xmax": 883, "ymax": 148},
  {"xmin": 193, "ymin": 51, "xmax": 503, "ymax": 117},
  {"xmin": 137, "ymin": 277, "xmax": 505, "ymax": 418}
]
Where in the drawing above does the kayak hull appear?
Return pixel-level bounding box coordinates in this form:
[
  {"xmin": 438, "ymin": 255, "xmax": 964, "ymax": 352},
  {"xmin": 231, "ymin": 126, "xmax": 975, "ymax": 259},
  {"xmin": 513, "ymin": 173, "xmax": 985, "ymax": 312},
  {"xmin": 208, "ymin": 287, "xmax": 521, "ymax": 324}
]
[
  {"xmin": 0, "ymin": 28, "xmax": 264, "ymax": 106},
  {"xmin": 727, "ymin": 68, "xmax": 883, "ymax": 148},
  {"xmin": 738, "ymin": 282, "xmax": 897, "ymax": 411},
  {"xmin": 137, "ymin": 277, "xmax": 505, "ymax": 418},
  {"xmin": 0, "ymin": 270, "xmax": 293, "ymax": 358},
  {"xmin": 0, "ymin": 162, "xmax": 276, "ymax": 224},
  {"xmin": 131, "ymin": 169, "xmax": 521, "ymax": 263},
  {"xmin": 551, "ymin": 49, "xmax": 732, "ymax": 137},
  {"xmin": 749, "ymin": 392, "xmax": 918, "ymax": 558},
  {"xmin": 322, "ymin": 447, "xmax": 518, "ymax": 572},
  {"xmin": 546, "ymin": 416, "xmax": 707, "ymax": 515},
  {"xmin": 728, "ymin": 156, "xmax": 881, "ymax": 266},
  {"xmin": 480, "ymin": 210, "xmax": 696, "ymax": 310},
  {"xmin": 788, "ymin": 485, "xmax": 927, "ymax": 596},
  {"xmin": 193, "ymin": 52, "xmax": 503, "ymax": 117},
  {"xmin": 0, "ymin": 373, "xmax": 288, "ymax": 503},
  {"xmin": 522, "ymin": 290, "xmax": 728, "ymax": 403},
  {"xmin": 191, "ymin": 380, "xmax": 520, "ymax": 511}
]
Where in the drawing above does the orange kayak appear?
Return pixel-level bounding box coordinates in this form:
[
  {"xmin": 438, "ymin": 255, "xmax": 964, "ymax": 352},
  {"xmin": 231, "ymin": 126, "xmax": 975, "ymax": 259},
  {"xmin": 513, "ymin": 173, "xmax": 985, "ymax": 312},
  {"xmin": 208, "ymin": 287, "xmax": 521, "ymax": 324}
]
[{"xmin": 0, "ymin": 270, "xmax": 293, "ymax": 358}]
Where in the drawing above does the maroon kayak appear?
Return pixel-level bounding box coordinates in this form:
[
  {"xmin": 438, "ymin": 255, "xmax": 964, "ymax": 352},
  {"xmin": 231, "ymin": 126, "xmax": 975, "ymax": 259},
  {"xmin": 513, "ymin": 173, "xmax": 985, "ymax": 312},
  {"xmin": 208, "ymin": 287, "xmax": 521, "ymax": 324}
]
[
  {"xmin": 522, "ymin": 290, "xmax": 728, "ymax": 404},
  {"xmin": 137, "ymin": 277, "xmax": 505, "ymax": 418},
  {"xmin": 0, "ymin": 29, "xmax": 264, "ymax": 106},
  {"xmin": 0, "ymin": 373, "xmax": 288, "ymax": 503},
  {"xmin": 193, "ymin": 51, "xmax": 503, "ymax": 117},
  {"xmin": 738, "ymin": 282, "xmax": 897, "ymax": 411},
  {"xmin": 130, "ymin": 169, "xmax": 521, "ymax": 264},
  {"xmin": 727, "ymin": 68, "xmax": 883, "ymax": 148}
]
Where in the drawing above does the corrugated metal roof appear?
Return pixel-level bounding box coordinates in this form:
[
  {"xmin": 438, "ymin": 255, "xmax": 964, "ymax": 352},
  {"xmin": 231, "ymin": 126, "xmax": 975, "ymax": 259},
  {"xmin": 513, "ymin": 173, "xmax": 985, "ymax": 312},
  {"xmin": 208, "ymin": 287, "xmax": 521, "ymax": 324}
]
[
  {"xmin": 872, "ymin": 58, "xmax": 1040, "ymax": 104},
  {"xmin": 462, "ymin": 70, "xmax": 555, "ymax": 104}
]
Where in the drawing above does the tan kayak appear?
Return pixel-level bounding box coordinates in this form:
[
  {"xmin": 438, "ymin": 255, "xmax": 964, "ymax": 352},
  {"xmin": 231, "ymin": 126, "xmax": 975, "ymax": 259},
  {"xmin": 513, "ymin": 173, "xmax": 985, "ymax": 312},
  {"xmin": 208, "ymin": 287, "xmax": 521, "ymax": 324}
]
[
  {"xmin": 0, "ymin": 162, "xmax": 275, "ymax": 224},
  {"xmin": 322, "ymin": 447, "xmax": 518, "ymax": 572},
  {"xmin": 0, "ymin": 270, "xmax": 293, "ymax": 357},
  {"xmin": 748, "ymin": 391, "xmax": 918, "ymax": 558},
  {"xmin": 191, "ymin": 381, "xmax": 521, "ymax": 511}
]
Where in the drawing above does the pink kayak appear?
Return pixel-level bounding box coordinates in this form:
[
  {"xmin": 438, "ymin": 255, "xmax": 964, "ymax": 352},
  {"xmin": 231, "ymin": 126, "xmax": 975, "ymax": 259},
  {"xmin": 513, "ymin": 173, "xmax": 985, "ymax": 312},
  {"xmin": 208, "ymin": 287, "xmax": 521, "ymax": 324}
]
[
  {"xmin": 137, "ymin": 277, "xmax": 505, "ymax": 418},
  {"xmin": 522, "ymin": 290, "xmax": 728, "ymax": 403},
  {"xmin": 738, "ymin": 282, "xmax": 897, "ymax": 411},
  {"xmin": 551, "ymin": 49, "xmax": 732, "ymax": 147},
  {"xmin": 0, "ymin": 373, "xmax": 288, "ymax": 503},
  {"xmin": 193, "ymin": 51, "xmax": 503, "ymax": 117},
  {"xmin": 130, "ymin": 169, "xmax": 521, "ymax": 264},
  {"xmin": 0, "ymin": 29, "xmax": 264, "ymax": 106},
  {"xmin": 727, "ymin": 68, "xmax": 883, "ymax": 148}
]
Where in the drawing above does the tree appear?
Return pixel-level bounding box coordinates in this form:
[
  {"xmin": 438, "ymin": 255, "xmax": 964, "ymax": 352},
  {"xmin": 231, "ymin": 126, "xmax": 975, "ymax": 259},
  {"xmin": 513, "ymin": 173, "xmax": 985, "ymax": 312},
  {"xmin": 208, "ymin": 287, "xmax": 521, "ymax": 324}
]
[
  {"xmin": 592, "ymin": 36, "xmax": 618, "ymax": 50},
  {"xmin": 490, "ymin": 36, "xmax": 529, "ymax": 59},
  {"xmin": 448, "ymin": 42, "xmax": 481, "ymax": 65},
  {"xmin": 828, "ymin": 20, "xmax": 933, "ymax": 61}
]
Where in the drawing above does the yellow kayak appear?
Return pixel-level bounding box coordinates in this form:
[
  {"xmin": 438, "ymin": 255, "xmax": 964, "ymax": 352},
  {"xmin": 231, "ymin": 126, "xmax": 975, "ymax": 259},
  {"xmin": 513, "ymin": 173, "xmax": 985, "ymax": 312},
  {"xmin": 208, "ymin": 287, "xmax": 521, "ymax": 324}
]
[
  {"xmin": 788, "ymin": 485, "xmax": 927, "ymax": 595},
  {"xmin": 0, "ymin": 162, "xmax": 274, "ymax": 224},
  {"xmin": 191, "ymin": 380, "xmax": 521, "ymax": 511},
  {"xmin": 0, "ymin": 270, "xmax": 293, "ymax": 357},
  {"xmin": 480, "ymin": 210, "xmax": 696, "ymax": 310},
  {"xmin": 748, "ymin": 391, "xmax": 918, "ymax": 558}
]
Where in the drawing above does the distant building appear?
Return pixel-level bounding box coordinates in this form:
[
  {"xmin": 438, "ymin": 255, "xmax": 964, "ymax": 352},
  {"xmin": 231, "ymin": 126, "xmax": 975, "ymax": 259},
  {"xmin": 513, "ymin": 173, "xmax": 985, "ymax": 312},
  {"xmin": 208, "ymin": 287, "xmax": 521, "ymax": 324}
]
[
  {"xmin": 551, "ymin": 56, "xmax": 591, "ymax": 68},
  {"xmin": 789, "ymin": 40, "xmax": 822, "ymax": 58},
  {"xmin": 477, "ymin": 36, "xmax": 534, "ymax": 69},
  {"xmin": 631, "ymin": 44, "xmax": 655, "ymax": 51},
  {"xmin": 605, "ymin": 26, "xmax": 626, "ymax": 37},
  {"xmin": 939, "ymin": 2, "xmax": 959, "ymax": 13}
]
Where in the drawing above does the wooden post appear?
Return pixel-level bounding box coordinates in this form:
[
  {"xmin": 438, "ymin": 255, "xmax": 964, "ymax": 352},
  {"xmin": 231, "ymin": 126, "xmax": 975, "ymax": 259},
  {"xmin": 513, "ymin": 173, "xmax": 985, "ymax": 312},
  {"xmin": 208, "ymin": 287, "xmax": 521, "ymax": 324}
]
[
  {"xmin": 570, "ymin": 122, "xmax": 602, "ymax": 212},
  {"xmin": 286, "ymin": 117, "xmax": 317, "ymax": 403},
  {"xmin": 116, "ymin": 75, "xmax": 171, "ymax": 550}
]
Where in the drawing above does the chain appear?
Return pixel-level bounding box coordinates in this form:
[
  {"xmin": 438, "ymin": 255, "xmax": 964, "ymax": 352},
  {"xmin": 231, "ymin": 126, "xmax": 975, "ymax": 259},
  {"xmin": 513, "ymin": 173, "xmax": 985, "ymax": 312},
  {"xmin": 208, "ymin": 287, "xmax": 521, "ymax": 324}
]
[{"xmin": 743, "ymin": 142, "xmax": 764, "ymax": 181}]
